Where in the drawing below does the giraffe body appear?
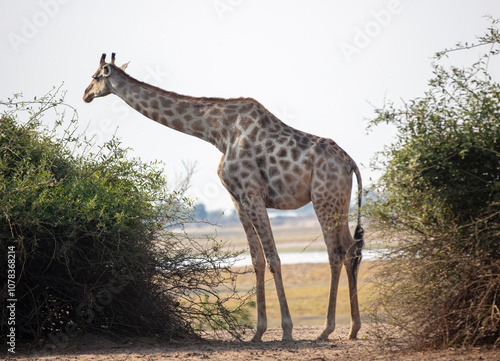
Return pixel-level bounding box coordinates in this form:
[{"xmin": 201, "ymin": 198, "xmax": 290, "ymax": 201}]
[{"xmin": 84, "ymin": 54, "xmax": 364, "ymax": 342}]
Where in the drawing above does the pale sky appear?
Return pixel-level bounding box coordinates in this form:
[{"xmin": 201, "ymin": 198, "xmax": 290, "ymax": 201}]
[{"xmin": 1, "ymin": 0, "xmax": 499, "ymax": 211}]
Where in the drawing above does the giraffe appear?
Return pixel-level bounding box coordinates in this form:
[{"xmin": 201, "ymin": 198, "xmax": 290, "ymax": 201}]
[{"xmin": 83, "ymin": 53, "xmax": 365, "ymax": 342}]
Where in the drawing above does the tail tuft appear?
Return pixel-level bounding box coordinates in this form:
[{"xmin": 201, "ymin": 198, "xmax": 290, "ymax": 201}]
[
  {"xmin": 351, "ymin": 225, "xmax": 364, "ymax": 275},
  {"xmin": 354, "ymin": 224, "xmax": 365, "ymax": 250},
  {"xmin": 354, "ymin": 224, "xmax": 364, "ymax": 242}
]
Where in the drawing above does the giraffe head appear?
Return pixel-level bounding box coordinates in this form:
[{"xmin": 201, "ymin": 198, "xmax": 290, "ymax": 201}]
[{"xmin": 83, "ymin": 53, "xmax": 129, "ymax": 103}]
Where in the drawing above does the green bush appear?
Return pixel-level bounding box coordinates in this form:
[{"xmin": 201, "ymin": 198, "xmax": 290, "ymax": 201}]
[
  {"xmin": 367, "ymin": 21, "xmax": 500, "ymax": 348},
  {"xmin": 0, "ymin": 89, "xmax": 251, "ymax": 348}
]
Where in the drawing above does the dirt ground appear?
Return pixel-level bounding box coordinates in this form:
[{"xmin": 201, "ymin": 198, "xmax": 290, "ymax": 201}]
[
  {"xmin": 10, "ymin": 225, "xmax": 500, "ymax": 360},
  {"xmin": 13, "ymin": 324, "xmax": 500, "ymax": 361}
]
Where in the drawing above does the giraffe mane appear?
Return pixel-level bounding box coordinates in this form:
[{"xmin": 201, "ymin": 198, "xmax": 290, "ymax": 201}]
[{"xmin": 110, "ymin": 63, "xmax": 271, "ymax": 109}]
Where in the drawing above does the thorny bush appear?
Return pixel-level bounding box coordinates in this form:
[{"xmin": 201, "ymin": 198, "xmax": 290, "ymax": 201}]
[
  {"xmin": 0, "ymin": 89, "xmax": 253, "ymax": 350},
  {"xmin": 366, "ymin": 19, "xmax": 500, "ymax": 348}
]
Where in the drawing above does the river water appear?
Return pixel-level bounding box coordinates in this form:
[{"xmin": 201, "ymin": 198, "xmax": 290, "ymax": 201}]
[{"xmin": 230, "ymin": 249, "xmax": 385, "ymax": 268}]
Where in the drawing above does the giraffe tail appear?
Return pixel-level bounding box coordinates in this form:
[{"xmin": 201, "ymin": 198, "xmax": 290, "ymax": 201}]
[{"xmin": 351, "ymin": 164, "xmax": 364, "ymax": 271}]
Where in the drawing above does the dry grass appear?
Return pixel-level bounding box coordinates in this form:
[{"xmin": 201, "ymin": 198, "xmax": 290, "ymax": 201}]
[
  {"xmin": 205, "ymin": 220, "xmax": 383, "ymax": 329},
  {"xmin": 223, "ymin": 260, "xmax": 380, "ymax": 329}
]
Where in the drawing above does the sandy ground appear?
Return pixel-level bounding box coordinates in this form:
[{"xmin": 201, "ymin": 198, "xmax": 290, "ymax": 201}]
[
  {"xmin": 10, "ymin": 225, "xmax": 500, "ymax": 360},
  {"xmin": 13, "ymin": 325, "xmax": 500, "ymax": 361}
]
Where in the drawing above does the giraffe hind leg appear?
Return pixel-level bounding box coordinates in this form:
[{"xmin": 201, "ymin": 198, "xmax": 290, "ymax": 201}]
[
  {"xmin": 313, "ymin": 197, "xmax": 361, "ymax": 341},
  {"xmin": 316, "ymin": 225, "xmax": 345, "ymax": 341},
  {"xmin": 345, "ymin": 230, "xmax": 363, "ymax": 339}
]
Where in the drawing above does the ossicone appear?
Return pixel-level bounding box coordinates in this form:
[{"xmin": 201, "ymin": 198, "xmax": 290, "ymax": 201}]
[
  {"xmin": 97, "ymin": 52, "xmax": 129, "ymax": 71},
  {"xmin": 100, "ymin": 53, "xmax": 106, "ymax": 67}
]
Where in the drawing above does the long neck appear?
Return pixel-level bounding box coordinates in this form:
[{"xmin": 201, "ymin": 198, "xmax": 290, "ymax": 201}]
[{"xmin": 109, "ymin": 71, "xmax": 229, "ymax": 152}]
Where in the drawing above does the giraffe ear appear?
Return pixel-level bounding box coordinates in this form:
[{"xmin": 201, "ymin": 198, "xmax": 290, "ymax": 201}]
[
  {"xmin": 102, "ymin": 64, "xmax": 111, "ymax": 77},
  {"xmin": 120, "ymin": 62, "xmax": 130, "ymax": 71}
]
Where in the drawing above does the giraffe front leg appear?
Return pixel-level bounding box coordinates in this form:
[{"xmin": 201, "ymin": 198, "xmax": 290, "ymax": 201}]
[
  {"xmin": 267, "ymin": 255, "xmax": 294, "ymax": 341},
  {"xmin": 240, "ymin": 196, "xmax": 294, "ymax": 341},
  {"xmin": 251, "ymin": 250, "xmax": 267, "ymax": 342},
  {"xmin": 230, "ymin": 199, "xmax": 267, "ymax": 342},
  {"xmin": 247, "ymin": 232, "xmax": 267, "ymax": 342}
]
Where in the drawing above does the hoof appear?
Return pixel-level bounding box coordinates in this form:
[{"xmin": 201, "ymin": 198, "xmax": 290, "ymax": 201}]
[
  {"xmin": 250, "ymin": 334, "xmax": 262, "ymax": 342},
  {"xmin": 348, "ymin": 326, "xmax": 360, "ymax": 340},
  {"xmin": 317, "ymin": 328, "xmax": 333, "ymax": 341},
  {"xmin": 251, "ymin": 326, "xmax": 266, "ymax": 342}
]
